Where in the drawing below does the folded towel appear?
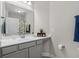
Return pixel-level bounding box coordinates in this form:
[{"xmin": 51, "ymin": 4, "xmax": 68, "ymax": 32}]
[{"xmin": 74, "ymin": 15, "xmax": 79, "ymax": 42}]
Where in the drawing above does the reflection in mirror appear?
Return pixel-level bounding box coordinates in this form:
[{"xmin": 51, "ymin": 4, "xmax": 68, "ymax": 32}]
[{"xmin": 1, "ymin": 2, "xmax": 34, "ymax": 36}]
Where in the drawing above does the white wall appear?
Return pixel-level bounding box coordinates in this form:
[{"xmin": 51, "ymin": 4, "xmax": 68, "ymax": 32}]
[
  {"xmin": 49, "ymin": 1, "xmax": 79, "ymax": 57},
  {"xmin": 34, "ymin": 1, "xmax": 49, "ymax": 35}
]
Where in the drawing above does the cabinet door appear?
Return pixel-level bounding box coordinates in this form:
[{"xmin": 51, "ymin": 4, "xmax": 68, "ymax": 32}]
[
  {"xmin": 3, "ymin": 49, "xmax": 28, "ymax": 58},
  {"xmin": 29, "ymin": 45, "xmax": 42, "ymax": 58}
]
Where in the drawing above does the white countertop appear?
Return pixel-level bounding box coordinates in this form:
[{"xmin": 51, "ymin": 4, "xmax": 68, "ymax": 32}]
[{"xmin": 0, "ymin": 35, "xmax": 51, "ymax": 48}]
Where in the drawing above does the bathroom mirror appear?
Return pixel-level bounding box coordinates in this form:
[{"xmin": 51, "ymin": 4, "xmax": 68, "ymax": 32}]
[{"xmin": 1, "ymin": 2, "xmax": 34, "ymax": 35}]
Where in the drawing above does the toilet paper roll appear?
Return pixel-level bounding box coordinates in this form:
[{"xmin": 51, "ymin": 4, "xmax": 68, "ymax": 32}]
[{"xmin": 58, "ymin": 44, "xmax": 65, "ymax": 50}]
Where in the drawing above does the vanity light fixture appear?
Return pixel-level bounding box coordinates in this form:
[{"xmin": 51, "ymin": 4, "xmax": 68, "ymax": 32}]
[
  {"xmin": 27, "ymin": 1, "xmax": 32, "ymax": 5},
  {"xmin": 16, "ymin": 9, "xmax": 25, "ymax": 13},
  {"xmin": 23, "ymin": 1, "xmax": 32, "ymax": 5},
  {"xmin": 23, "ymin": 1, "xmax": 27, "ymax": 4},
  {"xmin": 14, "ymin": 1, "xmax": 32, "ymax": 6},
  {"xmin": 17, "ymin": 10, "xmax": 21, "ymax": 13}
]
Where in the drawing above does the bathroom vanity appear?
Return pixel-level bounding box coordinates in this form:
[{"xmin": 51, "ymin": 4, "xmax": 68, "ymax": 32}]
[
  {"xmin": 0, "ymin": 36, "xmax": 51, "ymax": 58},
  {"xmin": 0, "ymin": 1, "xmax": 52, "ymax": 58}
]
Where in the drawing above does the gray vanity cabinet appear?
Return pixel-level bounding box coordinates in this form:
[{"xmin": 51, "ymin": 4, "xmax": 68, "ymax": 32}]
[
  {"xmin": 3, "ymin": 49, "xmax": 28, "ymax": 58},
  {"xmin": 1, "ymin": 40, "xmax": 43, "ymax": 58},
  {"xmin": 0, "ymin": 38, "xmax": 50, "ymax": 58}
]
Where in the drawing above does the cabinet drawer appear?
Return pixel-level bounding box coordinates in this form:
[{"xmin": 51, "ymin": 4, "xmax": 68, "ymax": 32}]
[
  {"xmin": 3, "ymin": 49, "xmax": 28, "ymax": 58},
  {"xmin": 19, "ymin": 41, "xmax": 36, "ymax": 49},
  {"xmin": 2, "ymin": 45, "xmax": 17, "ymax": 55},
  {"xmin": 36, "ymin": 40, "xmax": 42, "ymax": 45}
]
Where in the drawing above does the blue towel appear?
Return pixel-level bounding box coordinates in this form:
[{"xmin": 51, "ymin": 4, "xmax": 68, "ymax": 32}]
[{"xmin": 74, "ymin": 15, "xmax": 79, "ymax": 42}]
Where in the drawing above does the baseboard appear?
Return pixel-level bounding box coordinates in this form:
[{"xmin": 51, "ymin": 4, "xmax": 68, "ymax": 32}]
[{"xmin": 41, "ymin": 52, "xmax": 56, "ymax": 58}]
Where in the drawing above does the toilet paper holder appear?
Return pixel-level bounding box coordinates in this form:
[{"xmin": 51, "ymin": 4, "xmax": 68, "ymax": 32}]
[{"xmin": 58, "ymin": 44, "xmax": 65, "ymax": 50}]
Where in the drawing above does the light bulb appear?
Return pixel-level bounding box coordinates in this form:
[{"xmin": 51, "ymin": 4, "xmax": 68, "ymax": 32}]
[
  {"xmin": 17, "ymin": 10, "xmax": 21, "ymax": 13},
  {"xmin": 27, "ymin": 1, "xmax": 32, "ymax": 5}
]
